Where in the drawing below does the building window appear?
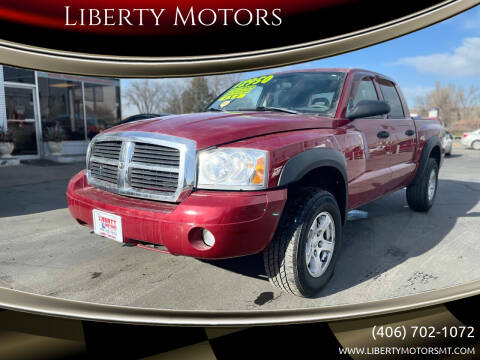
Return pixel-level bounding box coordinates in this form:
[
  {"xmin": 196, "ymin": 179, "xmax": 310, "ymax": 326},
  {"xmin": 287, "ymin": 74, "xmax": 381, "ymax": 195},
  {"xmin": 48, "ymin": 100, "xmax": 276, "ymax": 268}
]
[
  {"xmin": 5, "ymin": 87, "xmax": 37, "ymax": 155},
  {"xmin": 38, "ymin": 78, "xmax": 85, "ymax": 141},
  {"xmin": 3, "ymin": 66, "xmax": 122, "ymax": 146},
  {"xmin": 3, "ymin": 66, "xmax": 35, "ymax": 84},
  {"xmin": 84, "ymin": 81, "xmax": 121, "ymax": 139}
]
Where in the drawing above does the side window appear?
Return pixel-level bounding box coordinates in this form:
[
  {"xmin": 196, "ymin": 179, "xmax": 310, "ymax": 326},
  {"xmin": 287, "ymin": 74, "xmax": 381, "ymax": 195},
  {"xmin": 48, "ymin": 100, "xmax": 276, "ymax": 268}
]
[
  {"xmin": 351, "ymin": 78, "xmax": 379, "ymax": 107},
  {"xmin": 348, "ymin": 77, "xmax": 380, "ymax": 118},
  {"xmin": 378, "ymin": 80, "xmax": 405, "ymax": 118}
]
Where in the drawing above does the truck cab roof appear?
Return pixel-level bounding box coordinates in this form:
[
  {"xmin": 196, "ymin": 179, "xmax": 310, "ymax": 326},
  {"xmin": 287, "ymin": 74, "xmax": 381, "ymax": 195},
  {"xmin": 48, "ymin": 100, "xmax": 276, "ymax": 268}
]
[{"xmin": 271, "ymin": 68, "xmax": 396, "ymax": 84}]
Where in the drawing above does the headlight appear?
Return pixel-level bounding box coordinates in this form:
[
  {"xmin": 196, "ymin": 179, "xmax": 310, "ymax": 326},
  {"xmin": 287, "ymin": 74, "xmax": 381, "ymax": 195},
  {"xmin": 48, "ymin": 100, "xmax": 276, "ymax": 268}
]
[{"xmin": 197, "ymin": 148, "xmax": 267, "ymax": 190}]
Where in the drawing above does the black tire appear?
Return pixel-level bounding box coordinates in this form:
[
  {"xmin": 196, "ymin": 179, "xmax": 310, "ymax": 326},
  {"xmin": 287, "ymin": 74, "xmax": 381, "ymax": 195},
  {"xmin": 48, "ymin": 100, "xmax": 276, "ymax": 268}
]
[
  {"xmin": 406, "ymin": 158, "xmax": 439, "ymax": 212},
  {"xmin": 472, "ymin": 141, "xmax": 480, "ymax": 151},
  {"xmin": 263, "ymin": 187, "xmax": 342, "ymax": 297}
]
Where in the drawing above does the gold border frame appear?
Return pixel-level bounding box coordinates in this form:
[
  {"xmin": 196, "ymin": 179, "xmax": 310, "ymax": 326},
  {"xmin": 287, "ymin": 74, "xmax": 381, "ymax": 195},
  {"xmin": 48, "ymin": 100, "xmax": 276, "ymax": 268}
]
[
  {"xmin": 0, "ymin": 0, "xmax": 477, "ymax": 77},
  {"xmin": 1, "ymin": 280, "xmax": 480, "ymax": 326}
]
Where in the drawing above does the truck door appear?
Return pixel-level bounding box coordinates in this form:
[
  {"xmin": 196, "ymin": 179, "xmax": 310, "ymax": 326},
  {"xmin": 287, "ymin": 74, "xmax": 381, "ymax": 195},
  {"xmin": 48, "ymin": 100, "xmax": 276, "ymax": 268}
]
[
  {"xmin": 376, "ymin": 78, "xmax": 416, "ymax": 189},
  {"xmin": 347, "ymin": 75, "xmax": 392, "ymax": 208}
]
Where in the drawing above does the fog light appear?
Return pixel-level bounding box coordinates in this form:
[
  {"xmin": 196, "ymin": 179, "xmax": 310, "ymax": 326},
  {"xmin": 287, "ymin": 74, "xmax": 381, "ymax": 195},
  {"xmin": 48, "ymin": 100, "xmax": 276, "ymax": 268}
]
[{"xmin": 202, "ymin": 229, "xmax": 215, "ymax": 247}]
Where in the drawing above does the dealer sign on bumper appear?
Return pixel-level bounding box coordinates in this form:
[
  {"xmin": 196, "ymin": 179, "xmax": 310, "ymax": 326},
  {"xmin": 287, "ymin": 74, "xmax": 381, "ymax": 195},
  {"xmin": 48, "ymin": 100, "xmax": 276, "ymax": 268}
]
[{"xmin": 92, "ymin": 209, "xmax": 123, "ymax": 243}]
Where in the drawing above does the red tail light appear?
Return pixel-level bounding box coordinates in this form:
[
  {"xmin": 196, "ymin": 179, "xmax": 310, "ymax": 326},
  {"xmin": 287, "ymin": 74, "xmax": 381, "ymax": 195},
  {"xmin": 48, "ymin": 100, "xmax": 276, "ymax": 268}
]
[{"xmin": 463, "ymin": 134, "xmax": 468, "ymax": 138}]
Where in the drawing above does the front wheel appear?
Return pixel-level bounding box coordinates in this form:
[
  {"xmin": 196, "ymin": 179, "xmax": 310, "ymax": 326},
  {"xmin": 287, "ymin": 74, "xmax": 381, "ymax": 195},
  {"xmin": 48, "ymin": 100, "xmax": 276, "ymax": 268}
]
[
  {"xmin": 263, "ymin": 188, "xmax": 342, "ymax": 297},
  {"xmin": 406, "ymin": 158, "xmax": 439, "ymax": 212}
]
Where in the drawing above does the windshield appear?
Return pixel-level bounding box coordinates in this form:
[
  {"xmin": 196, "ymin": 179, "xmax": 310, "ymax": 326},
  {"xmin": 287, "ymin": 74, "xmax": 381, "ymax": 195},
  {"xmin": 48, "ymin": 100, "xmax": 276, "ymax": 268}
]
[{"xmin": 207, "ymin": 72, "xmax": 346, "ymax": 117}]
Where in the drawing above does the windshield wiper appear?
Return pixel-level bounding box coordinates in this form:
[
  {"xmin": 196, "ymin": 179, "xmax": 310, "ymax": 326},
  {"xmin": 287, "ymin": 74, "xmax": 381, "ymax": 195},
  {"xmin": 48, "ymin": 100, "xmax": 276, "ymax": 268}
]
[
  {"xmin": 255, "ymin": 106, "xmax": 300, "ymax": 114},
  {"xmin": 206, "ymin": 107, "xmax": 224, "ymax": 112}
]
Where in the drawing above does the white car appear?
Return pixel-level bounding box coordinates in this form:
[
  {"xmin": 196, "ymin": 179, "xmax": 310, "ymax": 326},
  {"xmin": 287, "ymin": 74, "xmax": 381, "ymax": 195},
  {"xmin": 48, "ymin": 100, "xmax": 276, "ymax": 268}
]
[
  {"xmin": 442, "ymin": 131, "xmax": 453, "ymax": 155},
  {"xmin": 462, "ymin": 129, "xmax": 480, "ymax": 150}
]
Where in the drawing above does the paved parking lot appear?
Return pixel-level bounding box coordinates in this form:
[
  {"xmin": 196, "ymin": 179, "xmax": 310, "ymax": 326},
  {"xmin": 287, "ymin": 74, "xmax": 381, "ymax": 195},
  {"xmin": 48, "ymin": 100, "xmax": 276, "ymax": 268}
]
[{"xmin": 0, "ymin": 146, "xmax": 479, "ymax": 311}]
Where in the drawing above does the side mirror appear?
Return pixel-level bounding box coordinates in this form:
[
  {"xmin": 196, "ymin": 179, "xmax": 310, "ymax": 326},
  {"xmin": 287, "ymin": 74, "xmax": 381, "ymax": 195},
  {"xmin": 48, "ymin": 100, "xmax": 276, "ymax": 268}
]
[{"xmin": 346, "ymin": 100, "xmax": 390, "ymax": 120}]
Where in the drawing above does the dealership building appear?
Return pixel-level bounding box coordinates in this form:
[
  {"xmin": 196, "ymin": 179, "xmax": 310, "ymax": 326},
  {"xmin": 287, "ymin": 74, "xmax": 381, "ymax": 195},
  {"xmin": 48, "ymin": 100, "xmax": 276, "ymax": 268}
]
[{"xmin": 0, "ymin": 65, "xmax": 121, "ymax": 162}]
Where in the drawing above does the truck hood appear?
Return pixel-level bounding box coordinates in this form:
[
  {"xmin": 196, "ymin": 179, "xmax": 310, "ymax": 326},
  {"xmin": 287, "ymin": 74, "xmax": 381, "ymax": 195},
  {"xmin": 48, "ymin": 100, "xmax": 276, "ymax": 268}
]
[{"xmin": 105, "ymin": 111, "xmax": 339, "ymax": 149}]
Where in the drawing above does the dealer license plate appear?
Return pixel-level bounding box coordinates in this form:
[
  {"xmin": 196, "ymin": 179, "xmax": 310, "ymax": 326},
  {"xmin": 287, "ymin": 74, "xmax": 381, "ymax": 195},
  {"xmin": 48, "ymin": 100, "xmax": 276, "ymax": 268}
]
[{"xmin": 92, "ymin": 209, "xmax": 123, "ymax": 243}]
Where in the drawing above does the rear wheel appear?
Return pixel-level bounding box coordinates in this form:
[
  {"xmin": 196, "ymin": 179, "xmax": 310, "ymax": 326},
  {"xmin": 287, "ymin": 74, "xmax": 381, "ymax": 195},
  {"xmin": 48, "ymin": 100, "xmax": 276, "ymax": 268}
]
[
  {"xmin": 406, "ymin": 158, "xmax": 439, "ymax": 212},
  {"xmin": 263, "ymin": 187, "xmax": 342, "ymax": 297},
  {"xmin": 472, "ymin": 141, "xmax": 480, "ymax": 150}
]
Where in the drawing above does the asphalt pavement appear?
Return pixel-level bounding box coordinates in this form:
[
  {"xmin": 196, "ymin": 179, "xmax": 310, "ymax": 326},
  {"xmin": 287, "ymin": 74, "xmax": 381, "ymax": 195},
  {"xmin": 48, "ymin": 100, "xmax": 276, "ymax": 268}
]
[{"xmin": 0, "ymin": 145, "xmax": 479, "ymax": 311}]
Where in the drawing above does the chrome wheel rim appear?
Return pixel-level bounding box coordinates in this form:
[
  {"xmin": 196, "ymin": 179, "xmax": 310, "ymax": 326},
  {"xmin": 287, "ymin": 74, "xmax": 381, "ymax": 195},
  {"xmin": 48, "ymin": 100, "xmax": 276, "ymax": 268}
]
[
  {"xmin": 473, "ymin": 142, "xmax": 480, "ymax": 150},
  {"xmin": 427, "ymin": 168, "xmax": 437, "ymax": 202},
  {"xmin": 305, "ymin": 212, "xmax": 335, "ymax": 278}
]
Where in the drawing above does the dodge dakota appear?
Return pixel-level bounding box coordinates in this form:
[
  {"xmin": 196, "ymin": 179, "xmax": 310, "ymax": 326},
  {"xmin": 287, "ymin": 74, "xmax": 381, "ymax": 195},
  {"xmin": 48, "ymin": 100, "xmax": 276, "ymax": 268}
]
[{"xmin": 67, "ymin": 69, "xmax": 444, "ymax": 297}]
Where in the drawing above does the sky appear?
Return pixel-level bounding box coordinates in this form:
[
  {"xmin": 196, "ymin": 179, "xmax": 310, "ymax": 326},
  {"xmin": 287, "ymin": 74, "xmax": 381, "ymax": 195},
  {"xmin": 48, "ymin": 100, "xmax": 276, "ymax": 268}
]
[{"xmin": 121, "ymin": 4, "xmax": 480, "ymax": 117}]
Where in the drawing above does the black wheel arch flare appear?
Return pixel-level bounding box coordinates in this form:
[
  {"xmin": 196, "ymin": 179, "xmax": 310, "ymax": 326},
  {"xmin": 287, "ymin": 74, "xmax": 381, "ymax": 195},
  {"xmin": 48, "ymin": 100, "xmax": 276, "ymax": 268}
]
[
  {"xmin": 277, "ymin": 147, "xmax": 348, "ymax": 224},
  {"xmin": 411, "ymin": 136, "xmax": 443, "ymax": 186}
]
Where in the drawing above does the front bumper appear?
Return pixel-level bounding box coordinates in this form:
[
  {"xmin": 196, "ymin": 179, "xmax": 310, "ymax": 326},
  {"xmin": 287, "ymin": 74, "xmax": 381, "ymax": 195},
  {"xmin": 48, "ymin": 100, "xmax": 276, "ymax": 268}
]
[{"xmin": 67, "ymin": 170, "xmax": 287, "ymax": 259}]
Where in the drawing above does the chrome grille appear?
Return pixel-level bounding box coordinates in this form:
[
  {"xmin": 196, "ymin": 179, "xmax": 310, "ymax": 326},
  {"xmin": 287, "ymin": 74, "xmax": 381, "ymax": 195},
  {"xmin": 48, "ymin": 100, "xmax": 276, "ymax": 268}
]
[
  {"xmin": 89, "ymin": 161, "xmax": 118, "ymax": 184},
  {"xmin": 132, "ymin": 143, "xmax": 180, "ymax": 167},
  {"xmin": 129, "ymin": 168, "xmax": 179, "ymax": 194},
  {"xmin": 91, "ymin": 141, "xmax": 122, "ymax": 160},
  {"xmin": 86, "ymin": 132, "xmax": 196, "ymax": 202}
]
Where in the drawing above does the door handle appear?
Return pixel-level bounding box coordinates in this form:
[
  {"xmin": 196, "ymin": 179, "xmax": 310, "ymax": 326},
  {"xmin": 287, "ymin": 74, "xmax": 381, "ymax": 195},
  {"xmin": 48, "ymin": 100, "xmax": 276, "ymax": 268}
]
[
  {"xmin": 405, "ymin": 129, "xmax": 415, "ymax": 136},
  {"xmin": 377, "ymin": 130, "xmax": 390, "ymax": 139}
]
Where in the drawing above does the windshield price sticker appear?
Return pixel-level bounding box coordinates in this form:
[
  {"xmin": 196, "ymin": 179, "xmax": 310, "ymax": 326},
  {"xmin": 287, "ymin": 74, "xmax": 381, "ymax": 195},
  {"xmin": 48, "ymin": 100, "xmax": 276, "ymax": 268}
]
[{"xmin": 220, "ymin": 75, "xmax": 274, "ymax": 100}]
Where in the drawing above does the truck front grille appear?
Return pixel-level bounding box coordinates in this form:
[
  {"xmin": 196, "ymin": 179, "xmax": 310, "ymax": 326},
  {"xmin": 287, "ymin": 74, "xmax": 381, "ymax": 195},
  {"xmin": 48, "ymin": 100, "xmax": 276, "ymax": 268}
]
[
  {"xmin": 129, "ymin": 168, "xmax": 179, "ymax": 194},
  {"xmin": 132, "ymin": 143, "xmax": 180, "ymax": 167},
  {"xmin": 89, "ymin": 161, "xmax": 118, "ymax": 184},
  {"xmin": 86, "ymin": 132, "xmax": 196, "ymax": 202},
  {"xmin": 91, "ymin": 141, "xmax": 122, "ymax": 160}
]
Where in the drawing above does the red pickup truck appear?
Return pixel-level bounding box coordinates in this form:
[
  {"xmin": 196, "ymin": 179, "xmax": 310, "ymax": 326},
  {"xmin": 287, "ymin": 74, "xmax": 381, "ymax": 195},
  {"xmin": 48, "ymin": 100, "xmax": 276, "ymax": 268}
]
[{"xmin": 67, "ymin": 69, "xmax": 444, "ymax": 297}]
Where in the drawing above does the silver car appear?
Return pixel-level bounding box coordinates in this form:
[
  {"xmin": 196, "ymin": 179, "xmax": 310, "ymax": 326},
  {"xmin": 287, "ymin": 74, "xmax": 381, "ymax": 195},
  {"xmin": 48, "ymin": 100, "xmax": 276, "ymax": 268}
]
[
  {"xmin": 461, "ymin": 129, "xmax": 480, "ymax": 150},
  {"xmin": 442, "ymin": 131, "xmax": 453, "ymax": 155}
]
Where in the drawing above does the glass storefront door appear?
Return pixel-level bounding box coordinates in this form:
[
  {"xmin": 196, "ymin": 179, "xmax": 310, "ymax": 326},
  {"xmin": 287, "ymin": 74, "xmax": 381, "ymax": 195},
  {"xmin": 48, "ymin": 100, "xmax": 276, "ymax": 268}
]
[{"xmin": 5, "ymin": 86, "xmax": 39, "ymax": 156}]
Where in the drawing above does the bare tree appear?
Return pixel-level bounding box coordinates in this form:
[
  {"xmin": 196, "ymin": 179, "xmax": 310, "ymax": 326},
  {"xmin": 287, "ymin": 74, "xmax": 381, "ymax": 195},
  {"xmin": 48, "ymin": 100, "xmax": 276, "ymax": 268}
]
[
  {"xmin": 160, "ymin": 79, "xmax": 188, "ymax": 114},
  {"xmin": 456, "ymin": 85, "xmax": 480, "ymax": 120},
  {"xmin": 160, "ymin": 76, "xmax": 222, "ymax": 114},
  {"xmin": 123, "ymin": 79, "xmax": 166, "ymax": 114},
  {"xmin": 414, "ymin": 82, "xmax": 480, "ymax": 131},
  {"xmin": 124, "ymin": 74, "xmax": 243, "ymax": 116},
  {"xmin": 181, "ymin": 77, "xmax": 215, "ymax": 113},
  {"xmin": 411, "ymin": 95, "xmax": 429, "ymax": 117},
  {"xmin": 207, "ymin": 73, "xmax": 242, "ymax": 98},
  {"xmin": 415, "ymin": 83, "xmax": 459, "ymax": 126},
  {"xmin": 429, "ymin": 83, "xmax": 459, "ymax": 125}
]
